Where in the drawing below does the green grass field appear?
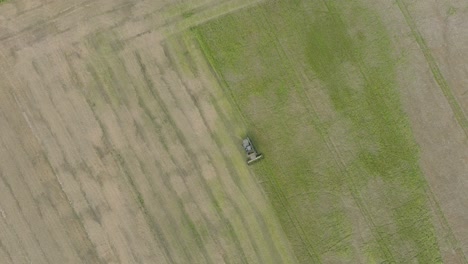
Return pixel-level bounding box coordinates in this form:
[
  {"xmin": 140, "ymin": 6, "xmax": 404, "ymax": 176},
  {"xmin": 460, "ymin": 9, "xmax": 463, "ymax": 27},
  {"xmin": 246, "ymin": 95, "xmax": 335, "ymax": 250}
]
[{"xmin": 191, "ymin": 1, "xmax": 442, "ymax": 263}]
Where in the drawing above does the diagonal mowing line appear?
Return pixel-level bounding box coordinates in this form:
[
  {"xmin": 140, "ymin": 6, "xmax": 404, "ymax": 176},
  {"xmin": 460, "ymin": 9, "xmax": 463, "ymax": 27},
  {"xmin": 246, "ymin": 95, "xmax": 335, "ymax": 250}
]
[
  {"xmin": 395, "ymin": 0, "xmax": 468, "ymax": 137},
  {"xmin": 161, "ymin": 0, "xmax": 264, "ymax": 37}
]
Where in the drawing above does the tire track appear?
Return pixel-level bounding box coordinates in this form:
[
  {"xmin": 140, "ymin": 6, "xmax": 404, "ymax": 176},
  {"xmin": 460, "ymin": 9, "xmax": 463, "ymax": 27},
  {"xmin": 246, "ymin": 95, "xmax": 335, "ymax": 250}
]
[
  {"xmin": 425, "ymin": 184, "xmax": 468, "ymax": 264},
  {"xmin": 393, "ymin": 3, "xmax": 468, "ymax": 260},
  {"xmin": 301, "ymin": 0, "xmax": 446, "ymax": 259},
  {"xmin": 288, "ymin": 51, "xmax": 400, "ymax": 262},
  {"xmin": 379, "ymin": 1, "xmax": 467, "ymax": 262},
  {"xmin": 267, "ymin": 1, "xmax": 429, "ymax": 262},
  {"xmin": 395, "ymin": 0, "xmax": 468, "ymax": 138}
]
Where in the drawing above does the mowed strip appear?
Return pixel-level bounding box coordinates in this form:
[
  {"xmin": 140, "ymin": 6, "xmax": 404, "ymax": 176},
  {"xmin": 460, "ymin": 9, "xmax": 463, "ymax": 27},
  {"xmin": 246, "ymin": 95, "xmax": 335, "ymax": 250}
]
[
  {"xmin": 194, "ymin": 0, "xmax": 443, "ymax": 263},
  {"xmin": 0, "ymin": 0, "xmax": 299, "ymax": 262}
]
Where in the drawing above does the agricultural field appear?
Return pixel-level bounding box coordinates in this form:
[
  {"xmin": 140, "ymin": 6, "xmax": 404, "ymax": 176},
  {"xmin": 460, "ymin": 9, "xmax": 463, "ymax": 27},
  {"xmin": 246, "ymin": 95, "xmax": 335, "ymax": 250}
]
[{"xmin": 0, "ymin": 0, "xmax": 467, "ymax": 264}]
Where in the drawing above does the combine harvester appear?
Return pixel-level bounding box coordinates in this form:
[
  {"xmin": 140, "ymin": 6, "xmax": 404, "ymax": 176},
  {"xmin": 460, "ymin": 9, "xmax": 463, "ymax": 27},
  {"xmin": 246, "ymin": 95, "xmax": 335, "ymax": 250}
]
[{"xmin": 242, "ymin": 137, "xmax": 263, "ymax": 165}]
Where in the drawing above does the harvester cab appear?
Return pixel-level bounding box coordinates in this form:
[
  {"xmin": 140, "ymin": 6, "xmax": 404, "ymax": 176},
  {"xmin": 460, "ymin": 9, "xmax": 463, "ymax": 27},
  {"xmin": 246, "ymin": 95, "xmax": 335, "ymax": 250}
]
[{"xmin": 242, "ymin": 137, "xmax": 263, "ymax": 165}]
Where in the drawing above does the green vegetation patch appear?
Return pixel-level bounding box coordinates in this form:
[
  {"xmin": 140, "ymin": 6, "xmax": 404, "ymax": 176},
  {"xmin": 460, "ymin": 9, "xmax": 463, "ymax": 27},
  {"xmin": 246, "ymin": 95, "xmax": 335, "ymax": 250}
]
[{"xmin": 194, "ymin": 0, "xmax": 441, "ymax": 263}]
